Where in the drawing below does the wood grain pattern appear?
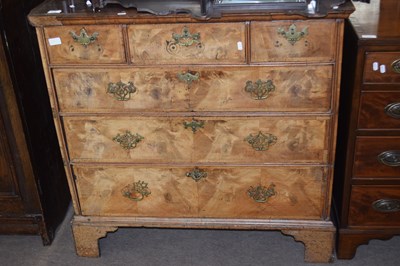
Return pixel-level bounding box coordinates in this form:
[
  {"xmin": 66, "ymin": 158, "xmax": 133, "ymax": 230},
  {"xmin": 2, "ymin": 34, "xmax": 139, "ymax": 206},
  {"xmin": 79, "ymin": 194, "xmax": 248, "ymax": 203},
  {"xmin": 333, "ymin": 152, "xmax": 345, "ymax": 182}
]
[
  {"xmin": 44, "ymin": 25, "xmax": 126, "ymax": 64},
  {"xmin": 353, "ymin": 137, "xmax": 400, "ymax": 178},
  {"xmin": 128, "ymin": 23, "xmax": 246, "ymax": 64},
  {"xmin": 63, "ymin": 116, "xmax": 330, "ymax": 164},
  {"xmin": 363, "ymin": 52, "xmax": 400, "ymax": 83},
  {"xmin": 74, "ymin": 165, "xmax": 327, "ymax": 219},
  {"xmin": 358, "ymin": 92, "xmax": 400, "ymax": 129},
  {"xmin": 53, "ymin": 65, "xmax": 332, "ymax": 113},
  {"xmin": 348, "ymin": 185, "xmax": 400, "ymax": 226},
  {"xmin": 251, "ymin": 20, "xmax": 336, "ymax": 63}
]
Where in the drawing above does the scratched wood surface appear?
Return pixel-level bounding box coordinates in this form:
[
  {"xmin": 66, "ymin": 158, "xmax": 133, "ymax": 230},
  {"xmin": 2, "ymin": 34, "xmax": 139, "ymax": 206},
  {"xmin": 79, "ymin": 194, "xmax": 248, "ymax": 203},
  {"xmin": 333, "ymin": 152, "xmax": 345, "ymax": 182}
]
[
  {"xmin": 128, "ymin": 23, "xmax": 246, "ymax": 65},
  {"xmin": 251, "ymin": 20, "xmax": 337, "ymax": 63},
  {"xmin": 53, "ymin": 65, "xmax": 332, "ymax": 113},
  {"xmin": 74, "ymin": 165, "xmax": 327, "ymax": 219},
  {"xmin": 44, "ymin": 25, "xmax": 126, "ymax": 64},
  {"xmin": 63, "ymin": 116, "xmax": 329, "ymax": 164}
]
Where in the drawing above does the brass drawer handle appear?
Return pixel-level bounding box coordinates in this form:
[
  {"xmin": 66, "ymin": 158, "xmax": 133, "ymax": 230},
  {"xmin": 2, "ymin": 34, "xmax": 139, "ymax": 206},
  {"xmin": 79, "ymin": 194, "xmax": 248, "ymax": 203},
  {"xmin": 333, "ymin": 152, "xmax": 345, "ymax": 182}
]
[
  {"xmin": 245, "ymin": 131, "xmax": 277, "ymax": 151},
  {"xmin": 186, "ymin": 167, "xmax": 207, "ymax": 182},
  {"xmin": 377, "ymin": 150, "xmax": 400, "ymax": 167},
  {"xmin": 384, "ymin": 102, "xmax": 400, "ymax": 119},
  {"xmin": 107, "ymin": 81, "xmax": 137, "ymax": 101},
  {"xmin": 113, "ymin": 131, "xmax": 144, "ymax": 150},
  {"xmin": 69, "ymin": 28, "xmax": 99, "ymax": 47},
  {"xmin": 372, "ymin": 199, "xmax": 400, "ymax": 213},
  {"xmin": 247, "ymin": 184, "xmax": 276, "ymax": 203},
  {"xmin": 177, "ymin": 71, "xmax": 200, "ymax": 85},
  {"xmin": 122, "ymin": 180, "xmax": 151, "ymax": 201},
  {"xmin": 166, "ymin": 26, "xmax": 204, "ymax": 54},
  {"xmin": 244, "ymin": 79, "xmax": 275, "ymax": 100},
  {"xmin": 391, "ymin": 59, "xmax": 400, "ymax": 73},
  {"xmin": 183, "ymin": 119, "xmax": 204, "ymax": 133},
  {"xmin": 277, "ymin": 24, "xmax": 308, "ymax": 45}
]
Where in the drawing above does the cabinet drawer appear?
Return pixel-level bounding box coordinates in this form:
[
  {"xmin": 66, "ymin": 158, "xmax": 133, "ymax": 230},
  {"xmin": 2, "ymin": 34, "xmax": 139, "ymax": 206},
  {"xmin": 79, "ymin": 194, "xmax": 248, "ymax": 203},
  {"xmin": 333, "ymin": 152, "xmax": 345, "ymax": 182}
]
[
  {"xmin": 63, "ymin": 116, "xmax": 329, "ymax": 164},
  {"xmin": 44, "ymin": 25, "xmax": 126, "ymax": 64},
  {"xmin": 363, "ymin": 52, "xmax": 400, "ymax": 84},
  {"xmin": 354, "ymin": 137, "xmax": 400, "ymax": 179},
  {"xmin": 53, "ymin": 65, "xmax": 333, "ymax": 113},
  {"xmin": 74, "ymin": 165, "xmax": 326, "ymax": 219},
  {"xmin": 251, "ymin": 20, "xmax": 336, "ymax": 63},
  {"xmin": 358, "ymin": 92, "xmax": 400, "ymax": 129},
  {"xmin": 128, "ymin": 23, "xmax": 246, "ymax": 65},
  {"xmin": 349, "ymin": 185, "xmax": 400, "ymax": 227}
]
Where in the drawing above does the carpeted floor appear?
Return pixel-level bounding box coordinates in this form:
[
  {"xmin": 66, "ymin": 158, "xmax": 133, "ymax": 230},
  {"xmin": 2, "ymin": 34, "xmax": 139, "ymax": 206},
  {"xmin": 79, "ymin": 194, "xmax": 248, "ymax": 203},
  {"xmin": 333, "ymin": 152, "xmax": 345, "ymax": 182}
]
[{"xmin": 1, "ymin": 206, "xmax": 399, "ymax": 266}]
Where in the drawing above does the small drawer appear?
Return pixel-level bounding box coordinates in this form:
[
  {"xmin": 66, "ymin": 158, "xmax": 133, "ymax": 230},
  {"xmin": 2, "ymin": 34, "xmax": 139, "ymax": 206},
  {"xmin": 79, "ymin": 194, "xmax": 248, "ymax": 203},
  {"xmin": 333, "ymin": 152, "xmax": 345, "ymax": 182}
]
[
  {"xmin": 63, "ymin": 116, "xmax": 330, "ymax": 164},
  {"xmin": 363, "ymin": 52, "xmax": 400, "ymax": 84},
  {"xmin": 127, "ymin": 23, "xmax": 246, "ymax": 65},
  {"xmin": 53, "ymin": 65, "xmax": 333, "ymax": 113},
  {"xmin": 349, "ymin": 185, "xmax": 400, "ymax": 227},
  {"xmin": 358, "ymin": 92, "xmax": 400, "ymax": 129},
  {"xmin": 251, "ymin": 20, "xmax": 336, "ymax": 63},
  {"xmin": 353, "ymin": 137, "xmax": 400, "ymax": 179},
  {"xmin": 74, "ymin": 165, "xmax": 326, "ymax": 219},
  {"xmin": 44, "ymin": 25, "xmax": 126, "ymax": 64}
]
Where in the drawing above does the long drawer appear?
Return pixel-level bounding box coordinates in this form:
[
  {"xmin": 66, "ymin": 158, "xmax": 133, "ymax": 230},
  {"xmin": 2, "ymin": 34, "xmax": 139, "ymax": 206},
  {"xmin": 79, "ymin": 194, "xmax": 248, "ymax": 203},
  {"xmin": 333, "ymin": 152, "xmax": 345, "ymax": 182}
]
[
  {"xmin": 349, "ymin": 185, "xmax": 400, "ymax": 227},
  {"xmin": 353, "ymin": 137, "xmax": 400, "ymax": 179},
  {"xmin": 53, "ymin": 65, "xmax": 332, "ymax": 113},
  {"xmin": 358, "ymin": 91, "xmax": 400, "ymax": 129},
  {"xmin": 63, "ymin": 116, "xmax": 330, "ymax": 164},
  {"xmin": 73, "ymin": 165, "xmax": 327, "ymax": 219}
]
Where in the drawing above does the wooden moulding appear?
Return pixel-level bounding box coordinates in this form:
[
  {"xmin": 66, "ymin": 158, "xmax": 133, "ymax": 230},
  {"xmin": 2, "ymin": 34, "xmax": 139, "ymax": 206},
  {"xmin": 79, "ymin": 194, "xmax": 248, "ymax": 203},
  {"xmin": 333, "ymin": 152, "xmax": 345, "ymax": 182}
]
[{"xmin": 72, "ymin": 216, "xmax": 335, "ymax": 262}]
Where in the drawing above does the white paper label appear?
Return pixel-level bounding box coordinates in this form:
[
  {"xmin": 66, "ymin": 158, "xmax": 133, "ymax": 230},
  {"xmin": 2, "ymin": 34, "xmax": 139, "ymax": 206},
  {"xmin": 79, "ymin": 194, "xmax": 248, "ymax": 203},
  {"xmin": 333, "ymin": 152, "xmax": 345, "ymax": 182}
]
[
  {"xmin": 237, "ymin": 41, "xmax": 243, "ymax": 51},
  {"xmin": 372, "ymin": 62, "xmax": 379, "ymax": 71},
  {"xmin": 48, "ymin": 37, "xmax": 62, "ymax": 46},
  {"xmin": 117, "ymin": 11, "xmax": 127, "ymax": 15},
  {"xmin": 47, "ymin": 10, "xmax": 62, "ymax": 14},
  {"xmin": 380, "ymin": 64, "xmax": 386, "ymax": 74},
  {"xmin": 361, "ymin": 34, "xmax": 377, "ymax": 39}
]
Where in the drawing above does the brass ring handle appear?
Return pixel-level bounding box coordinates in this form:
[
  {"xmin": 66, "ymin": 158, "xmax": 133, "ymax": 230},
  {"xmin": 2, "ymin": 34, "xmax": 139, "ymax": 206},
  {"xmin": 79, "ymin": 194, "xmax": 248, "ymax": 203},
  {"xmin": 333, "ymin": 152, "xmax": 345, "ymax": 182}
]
[
  {"xmin": 186, "ymin": 167, "xmax": 207, "ymax": 182},
  {"xmin": 277, "ymin": 24, "xmax": 308, "ymax": 45},
  {"xmin": 69, "ymin": 28, "xmax": 99, "ymax": 47},
  {"xmin": 166, "ymin": 26, "xmax": 204, "ymax": 54},
  {"xmin": 177, "ymin": 71, "xmax": 200, "ymax": 85},
  {"xmin": 372, "ymin": 199, "xmax": 400, "ymax": 213},
  {"xmin": 122, "ymin": 181, "xmax": 151, "ymax": 201},
  {"xmin": 113, "ymin": 131, "xmax": 144, "ymax": 150},
  {"xmin": 377, "ymin": 150, "xmax": 400, "ymax": 167},
  {"xmin": 247, "ymin": 183, "xmax": 276, "ymax": 203},
  {"xmin": 244, "ymin": 79, "xmax": 275, "ymax": 100},
  {"xmin": 384, "ymin": 102, "xmax": 400, "ymax": 119},
  {"xmin": 391, "ymin": 59, "xmax": 400, "ymax": 73},
  {"xmin": 183, "ymin": 119, "xmax": 204, "ymax": 133},
  {"xmin": 107, "ymin": 81, "xmax": 137, "ymax": 101},
  {"xmin": 245, "ymin": 131, "xmax": 277, "ymax": 151}
]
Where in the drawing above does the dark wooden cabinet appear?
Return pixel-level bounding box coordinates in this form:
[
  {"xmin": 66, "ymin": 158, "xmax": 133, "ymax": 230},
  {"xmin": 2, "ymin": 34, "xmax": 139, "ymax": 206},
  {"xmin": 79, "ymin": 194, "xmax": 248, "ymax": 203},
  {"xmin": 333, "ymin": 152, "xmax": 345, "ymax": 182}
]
[
  {"xmin": 334, "ymin": 0, "xmax": 400, "ymax": 259},
  {"xmin": 0, "ymin": 0, "xmax": 70, "ymax": 244}
]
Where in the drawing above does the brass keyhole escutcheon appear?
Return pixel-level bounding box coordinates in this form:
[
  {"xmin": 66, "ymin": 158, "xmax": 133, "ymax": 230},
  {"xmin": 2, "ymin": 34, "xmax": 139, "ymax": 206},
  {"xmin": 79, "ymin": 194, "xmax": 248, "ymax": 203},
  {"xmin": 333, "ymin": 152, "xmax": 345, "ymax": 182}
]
[
  {"xmin": 186, "ymin": 167, "xmax": 208, "ymax": 182},
  {"xmin": 113, "ymin": 131, "xmax": 144, "ymax": 150},
  {"xmin": 107, "ymin": 81, "xmax": 137, "ymax": 101},
  {"xmin": 122, "ymin": 181, "xmax": 151, "ymax": 201},
  {"xmin": 245, "ymin": 131, "xmax": 277, "ymax": 151},
  {"xmin": 183, "ymin": 119, "xmax": 205, "ymax": 133},
  {"xmin": 277, "ymin": 24, "xmax": 308, "ymax": 45},
  {"xmin": 69, "ymin": 28, "xmax": 99, "ymax": 47},
  {"xmin": 245, "ymin": 79, "xmax": 275, "ymax": 100}
]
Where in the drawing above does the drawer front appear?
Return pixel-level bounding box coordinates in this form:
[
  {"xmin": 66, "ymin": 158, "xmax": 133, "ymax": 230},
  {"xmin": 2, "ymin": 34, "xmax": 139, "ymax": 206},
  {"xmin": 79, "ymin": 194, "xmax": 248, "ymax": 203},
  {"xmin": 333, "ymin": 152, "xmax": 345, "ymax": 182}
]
[
  {"xmin": 358, "ymin": 92, "xmax": 400, "ymax": 129},
  {"xmin": 128, "ymin": 23, "xmax": 246, "ymax": 65},
  {"xmin": 251, "ymin": 20, "xmax": 336, "ymax": 63},
  {"xmin": 363, "ymin": 52, "xmax": 400, "ymax": 84},
  {"xmin": 349, "ymin": 185, "xmax": 400, "ymax": 227},
  {"xmin": 44, "ymin": 25, "xmax": 126, "ymax": 64},
  {"xmin": 354, "ymin": 137, "xmax": 400, "ymax": 178},
  {"xmin": 53, "ymin": 65, "xmax": 333, "ymax": 113},
  {"xmin": 74, "ymin": 165, "xmax": 326, "ymax": 219},
  {"xmin": 63, "ymin": 116, "xmax": 330, "ymax": 164}
]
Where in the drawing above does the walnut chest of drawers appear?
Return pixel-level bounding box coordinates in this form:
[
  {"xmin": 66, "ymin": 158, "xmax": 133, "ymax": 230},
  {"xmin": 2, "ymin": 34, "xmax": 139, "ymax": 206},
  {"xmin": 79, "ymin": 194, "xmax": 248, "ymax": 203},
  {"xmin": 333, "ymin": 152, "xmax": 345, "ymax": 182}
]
[
  {"xmin": 29, "ymin": 0, "xmax": 353, "ymax": 262},
  {"xmin": 333, "ymin": 0, "xmax": 400, "ymax": 259}
]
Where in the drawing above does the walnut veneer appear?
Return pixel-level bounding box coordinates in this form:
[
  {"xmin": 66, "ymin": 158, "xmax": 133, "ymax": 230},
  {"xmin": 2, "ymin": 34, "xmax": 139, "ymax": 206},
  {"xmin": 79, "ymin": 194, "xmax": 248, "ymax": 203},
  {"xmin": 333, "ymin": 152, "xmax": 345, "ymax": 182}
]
[
  {"xmin": 334, "ymin": 0, "xmax": 400, "ymax": 259},
  {"xmin": 28, "ymin": 0, "xmax": 353, "ymax": 262}
]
